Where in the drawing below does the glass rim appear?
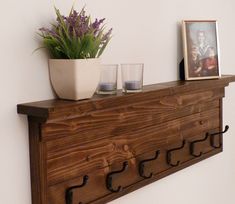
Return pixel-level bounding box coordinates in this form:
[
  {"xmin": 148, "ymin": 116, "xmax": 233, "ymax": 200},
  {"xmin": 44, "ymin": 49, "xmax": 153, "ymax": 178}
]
[
  {"xmin": 120, "ymin": 63, "xmax": 144, "ymax": 66},
  {"xmin": 102, "ymin": 64, "xmax": 119, "ymax": 67}
]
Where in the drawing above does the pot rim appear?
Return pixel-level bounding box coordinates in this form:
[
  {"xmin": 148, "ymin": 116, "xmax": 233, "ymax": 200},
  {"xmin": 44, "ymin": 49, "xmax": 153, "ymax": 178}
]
[{"xmin": 49, "ymin": 58, "xmax": 100, "ymax": 62}]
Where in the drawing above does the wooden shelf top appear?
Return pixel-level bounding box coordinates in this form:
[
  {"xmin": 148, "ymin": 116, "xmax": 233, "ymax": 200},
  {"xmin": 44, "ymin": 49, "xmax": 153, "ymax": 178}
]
[{"xmin": 17, "ymin": 75, "xmax": 235, "ymax": 120}]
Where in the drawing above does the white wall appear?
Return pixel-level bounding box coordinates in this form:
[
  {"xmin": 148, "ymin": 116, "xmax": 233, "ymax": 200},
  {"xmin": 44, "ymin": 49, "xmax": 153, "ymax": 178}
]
[{"xmin": 0, "ymin": 0, "xmax": 235, "ymax": 204}]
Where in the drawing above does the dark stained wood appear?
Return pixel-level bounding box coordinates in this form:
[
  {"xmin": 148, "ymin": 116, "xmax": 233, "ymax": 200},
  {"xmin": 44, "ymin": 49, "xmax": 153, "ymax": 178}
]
[
  {"xmin": 17, "ymin": 76, "xmax": 235, "ymax": 204},
  {"xmin": 41, "ymin": 88, "xmax": 223, "ymax": 142},
  {"xmin": 219, "ymin": 99, "xmax": 224, "ymax": 151},
  {"xmin": 17, "ymin": 75, "xmax": 235, "ymax": 122},
  {"xmin": 46, "ymin": 107, "xmax": 220, "ymax": 185},
  {"xmin": 28, "ymin": 118, "xmax": 47, "ymax": 204}
]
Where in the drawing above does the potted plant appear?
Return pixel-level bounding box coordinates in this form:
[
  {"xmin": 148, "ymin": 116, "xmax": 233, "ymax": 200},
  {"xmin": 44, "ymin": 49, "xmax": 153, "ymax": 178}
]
[{"xmin": 39, "ymin": 7, "xmax": 112, "ymax": 100}]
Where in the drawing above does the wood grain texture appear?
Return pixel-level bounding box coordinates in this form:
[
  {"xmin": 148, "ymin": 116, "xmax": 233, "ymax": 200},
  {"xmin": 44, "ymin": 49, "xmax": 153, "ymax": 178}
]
[
  {"xmin": 28, "ymin": 118, "xmax": 47, "ymax": 204},
  {"xmin": 17, "ymin": 76, "xmax": 235, "ymax": 204},
  {"xmin": 41, "ymin": 88, "xmax": 223, "ymax": 142},
  {"xmin": 17, "ymin": 75, "xmax": 235, "ymax": 122},
  {"xmin": 46, "ymin": 107, "xmax": 220, "ymax": 185}
]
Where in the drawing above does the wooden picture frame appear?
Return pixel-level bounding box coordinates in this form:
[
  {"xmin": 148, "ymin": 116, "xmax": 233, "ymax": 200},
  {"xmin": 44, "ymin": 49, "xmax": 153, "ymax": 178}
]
[{"xmin": 182, "ymin": 20, "xmax": 221, "ymax": 80}]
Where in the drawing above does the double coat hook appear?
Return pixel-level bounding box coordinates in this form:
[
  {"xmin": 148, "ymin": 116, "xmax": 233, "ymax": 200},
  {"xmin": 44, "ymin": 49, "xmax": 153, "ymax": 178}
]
[
  {"xmin": 65, "ymin": 175, "xmax": 89, "ymax": 204},
  {"xmin": 210, "ymin": 125, "xmax": 229, "ymax": 148},
  {"xmin": 106, "ymin": 161, "xmax": 128, "ymax": 193},
  {"xmin": 190, "ymin": 133, "xmax": 209, "ymax": 157},
  {"xmin": 167, "ymin": 140, "xmax": 186, "ymax": 167},
  {"xmin": 139, "ymin": 150, "xmax": 160, "ymax": 179}
]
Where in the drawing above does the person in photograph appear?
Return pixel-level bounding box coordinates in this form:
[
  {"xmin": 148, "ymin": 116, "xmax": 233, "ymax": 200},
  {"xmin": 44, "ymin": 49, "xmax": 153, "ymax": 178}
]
[
  {"xmin": 195, "ymin": 30, "xmax": 210, "ymax": 59},
  {"xmin": 201, "ymin": 47, "xmax": 218, "ymax": 76},
  {"xmin": 189, "ymin": 45, "xmax": 202, "ymax": 77}
]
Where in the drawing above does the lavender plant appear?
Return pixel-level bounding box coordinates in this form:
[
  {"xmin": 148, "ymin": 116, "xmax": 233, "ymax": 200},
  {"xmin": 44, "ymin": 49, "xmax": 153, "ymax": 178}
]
[{"xmin": 39, "ymin": 7, "xmax": 112, "ymax": 59}]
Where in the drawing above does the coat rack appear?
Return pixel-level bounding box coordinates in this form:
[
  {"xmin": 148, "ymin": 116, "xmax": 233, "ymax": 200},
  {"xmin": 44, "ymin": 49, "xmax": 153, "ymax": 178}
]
[{"xmin": 17, "ymin": 75, "xmax": 235, "ymax": 204}]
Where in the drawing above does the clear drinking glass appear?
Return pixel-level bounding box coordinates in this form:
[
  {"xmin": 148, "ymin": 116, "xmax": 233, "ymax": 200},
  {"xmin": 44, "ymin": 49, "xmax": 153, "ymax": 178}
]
[
  {"xmin": 97, "ymin": 64, "xmax": 118, "ymax": 95},
  {"xmin": 121, "ymin": 63, "xmax": 144, "ymax": 93}
]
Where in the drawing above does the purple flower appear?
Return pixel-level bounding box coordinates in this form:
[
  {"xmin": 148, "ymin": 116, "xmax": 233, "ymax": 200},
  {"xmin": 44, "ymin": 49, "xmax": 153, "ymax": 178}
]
[
  {"xmin": 39, "ymin": 27, "xmax": 57, "ymax": 38},
  {"xmin": 39, "ymin": 8, "xmax": 111, "ymax": 39},
  {"xmin": 92, "ymin": 18, "xmax": 105, "ymax": 30},
  {"xmin": 38, "ymin": 7, "xmax": 112, "ymax": 59}
]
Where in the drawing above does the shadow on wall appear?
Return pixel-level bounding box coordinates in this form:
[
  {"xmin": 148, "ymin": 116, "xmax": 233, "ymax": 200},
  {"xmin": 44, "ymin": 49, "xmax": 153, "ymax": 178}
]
[{"xmin": 176, "ymin": 22, "xmax": 183, "ymax": 80}]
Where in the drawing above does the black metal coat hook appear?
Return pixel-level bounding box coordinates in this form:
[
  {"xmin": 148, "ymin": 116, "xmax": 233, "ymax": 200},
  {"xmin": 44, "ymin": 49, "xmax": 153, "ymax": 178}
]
[
  {"xmin": 139, "ymin": 150, "xmax": 160, "ymax": 179},
  {"xmin": 167, "ymin": 140, "xmax": 186, "ymax": 167},
  {"xmin": 190, "ymin": 133, "xmax": 209, "ymax": 157},
  {"xmin": 65, "ymin": 175, "xmax": 89, "ymax": 204},
  {"xmin": 210, "ymin": 125, "xmax": 229, "ymax": 148},
  {"xmin": 106, "ymin": 161, "xmax": 128, "ymax": 193}
]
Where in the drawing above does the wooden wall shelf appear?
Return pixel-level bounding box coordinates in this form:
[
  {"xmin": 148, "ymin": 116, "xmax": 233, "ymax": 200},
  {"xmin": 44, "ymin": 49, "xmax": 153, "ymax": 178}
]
[{"xmin": 18, "ymin": 75, "xmax": 235, "ymax": 204}]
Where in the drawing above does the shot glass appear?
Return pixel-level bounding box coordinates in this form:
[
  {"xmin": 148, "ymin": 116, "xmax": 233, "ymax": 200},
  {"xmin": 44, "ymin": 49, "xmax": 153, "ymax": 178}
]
[
  {"xmin": 121, "ymin": 63, "xmax": 144, "ymax": 93},
  {"xmin": 97, "ymin": 64, "xmax": 118, "ymax": 95}
]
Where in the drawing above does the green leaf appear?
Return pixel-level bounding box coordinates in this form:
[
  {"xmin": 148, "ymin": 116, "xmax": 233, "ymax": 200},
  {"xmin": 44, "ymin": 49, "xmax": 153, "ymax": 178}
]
[{"xmin": 37, "ymin": 6, "xmax": 112, "ymax": 59}]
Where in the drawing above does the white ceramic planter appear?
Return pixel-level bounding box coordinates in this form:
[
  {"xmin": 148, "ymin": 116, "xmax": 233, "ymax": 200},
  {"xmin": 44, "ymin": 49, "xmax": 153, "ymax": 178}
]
[{"xmin": 49, "ymin": 58, "xmax": 101, "ymax": 100}]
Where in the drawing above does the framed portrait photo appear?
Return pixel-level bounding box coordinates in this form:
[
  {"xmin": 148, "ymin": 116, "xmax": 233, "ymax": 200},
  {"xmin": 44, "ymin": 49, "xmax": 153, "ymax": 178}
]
[{"xmin": 182, "ymin": 20, "xmax": 221, "ymax": 80}]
